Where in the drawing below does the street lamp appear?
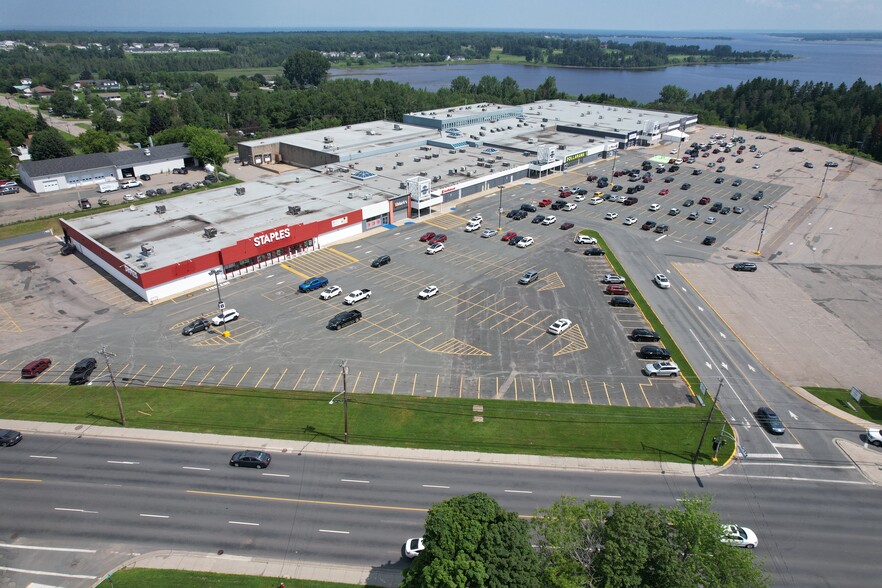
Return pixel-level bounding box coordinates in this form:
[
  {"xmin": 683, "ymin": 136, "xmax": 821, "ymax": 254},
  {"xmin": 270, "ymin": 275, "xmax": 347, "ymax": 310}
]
[
  {"xmin": 608, "ymin": 138, "xmax": 618, "ymax": 189},
  {"xmin": 850, "ymin": 141, "xmax": 863, "ymax": 170},
  {"xmin": 329, "ymin": 360, "xmax": 350, "ymax": 443},
  {"xmin": 497, "ymin": 185, "xmax": 505, "ymax": 232},
  {"xmin": 754, "ymin": 204, "xmax": 774, "ymax": 255},
  {"xmin": 209, "ymin": 268, "xmax": 230, "ymax": 337},
  {"xmin": 817, "ymin": 163, "xmax": 830, "ymax": 199}
]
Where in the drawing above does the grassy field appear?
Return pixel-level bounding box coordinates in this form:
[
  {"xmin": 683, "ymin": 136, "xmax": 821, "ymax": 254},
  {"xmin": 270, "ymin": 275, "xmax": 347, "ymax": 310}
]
[
  {"xmin": 196, "ymin": 67, "xmax": 283, "ymax": 81},
  {"xmin": 97, "ymin": 569, "xmax": 366, "ymax": 588},
  {"xmin": 804, "ymin": 387, "xmax": 882, "ymax": 424},
  {"xmin": 0, "ymin": 381, "xmax": 729, "ymax": 463}
]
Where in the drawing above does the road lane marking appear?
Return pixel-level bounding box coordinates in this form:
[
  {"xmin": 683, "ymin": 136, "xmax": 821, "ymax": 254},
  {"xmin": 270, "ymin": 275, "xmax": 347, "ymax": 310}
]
[
  {"xmin": 188, "ymin": 489, "xmax": 428, "ymax": 513},
  {"xmin": 422, "ymin": 485, "xmax": 450, "ymax": 489},
  {"xmin": 504, "ymin": 489, "xmax": 533, "ymax": 494},
  {"xmin": 719, "ymin": 473, "xmax": 867, "ymax": 484},
  {"xmin": 54, "ymin": 508, "xmax": 98, "ymax": 514},
  {"xmin": 0, "ymin": 544, "xmax": 96, "ymax": 553},
  {"xmin": 319, "ymin": 529, "xmax": 350, "ymax": 534},
  {"xmin": 30, "ymin": 455, "xmax": 57, "ymax": 459},
  {"xmin": 139, "ymin": 513, "xmax": 170, "ymax": 518},
  {"xmin": 746, "ymin": 453, "xmax": 783, "ymax": 459},
  {"xmin": 182, "ymin": 466, "xmax": 211, "ymax": 471},
  {"xmin": 737, "ymin": 462, "xmax": 854, "ymax": 469},
  {"xmin": 107, "ymin": 460, "xmax": 140, "ymax": 465},
  {"xmin": 590, "ymin": 494, "xmax": 622, "ymax": 499},
  {"xmin": 771, "ymin": 443, "xmax": 803, "ymax": 449},
  {"xmin": 0, "ymin": 566, "xmax": 96, "ymax": 580},
  {"xmin": 262, "ymin": 473, "xmax": 290, "ymax": 478},
  {"xmin": 228, "ymin": 520, "xmax": 260, "ymax": 526},
  {"xmin": 341, "ymin": 479, "xmax": 370, "ymax": 484}
]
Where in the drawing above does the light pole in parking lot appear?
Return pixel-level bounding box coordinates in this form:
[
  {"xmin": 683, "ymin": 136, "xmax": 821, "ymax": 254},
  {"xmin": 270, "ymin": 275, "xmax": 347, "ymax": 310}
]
[
  {"xmin": 754, "ymin": 204, "xmax": 774, "ymax": 256},
  {"xmin": 817, "ymin": 163, "xmax": 830, "ymax": 199},
  {"xmin": 209, "ymin": 268, "xmax": 230, "ymax": 337},
  {"xmin": 329, "ymin": 360, "xmax": 350, "ymax": 443},
  {"xmin": 497, "ymin": 185, "xmax": 505, "ymax": 232}
]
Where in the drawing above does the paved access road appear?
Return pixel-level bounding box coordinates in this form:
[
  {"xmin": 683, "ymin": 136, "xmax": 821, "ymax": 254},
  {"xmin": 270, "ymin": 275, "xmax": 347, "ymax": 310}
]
[{"xmin": 1, "ymin": 434, "xmax": 879, "ymax": 587}]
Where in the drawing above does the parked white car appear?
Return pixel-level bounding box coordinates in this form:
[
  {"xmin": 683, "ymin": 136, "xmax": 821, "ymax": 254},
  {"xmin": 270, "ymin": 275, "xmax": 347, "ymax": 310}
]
[
  {"xmin": 562, "ymin": 202, "xmax": 577, "ymax": 211},
  {"xmin": 589, "ymin": 197, "xmax": 604, "ymax": 205},
  {"xmin": 418, "ymin": 285, "xmax": 439, "ymax": 300},
  {"xmin": 643, "ymin": 361, "xmax": 680, "ymax": 377},
  {"xmin": 574, "ymin": 234, "xmax": 597, "ymax": 245},
  {"xmin": 604, "ymin": 212, "xmax": 618, "ymax": 220},
  {"xmin": 211, "ymin": 308, "xmax": 239, "ymax": 326},
  {"xmin": 541, "ymin": 215, "xmax": 557, "ymax": 225},
  {"xmin": 516, "ymin": 236, "xmax": 534, "ymax": 248},
  {"xmin": 122, "ymin": 193, "xmax": 135, "ymax": 202},
  {"xmin": 120, "ymin": 179, "xmax": 142, "ymax": 188},
  {"xmin": 649, "ymin": 203, "xmax": 660, "ymax": 211},
  {"xmin": 426, "ymin": 242, "xmax": 445, "ymax": 254},
  {"xmin": 623, "ymin": 217, "xmax": 637, "ymax": 225},
  {"xmin": 320, "ymin": 286, "xmax": 343, "ymax": 300},
  {"xmin": 548, "ymin": 318, "xmax": 572, "ymax": 335}
]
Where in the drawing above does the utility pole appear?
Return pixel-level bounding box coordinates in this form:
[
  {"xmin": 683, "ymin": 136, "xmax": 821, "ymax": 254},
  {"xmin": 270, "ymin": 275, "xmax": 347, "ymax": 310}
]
[
  {"xmin": 99, "ymin": 345, "xmax": 127, "ymax": 427},
  {"xmin": 497, "ymin": 185, "xmax": 504, "ymax": 232},
  {"xmin": 329, "ymin": 360, "xmax": 350, "ymax": 443},
  {"xmin": 693, "ymin": 378, "xmax": 724, "ymax": 464}
]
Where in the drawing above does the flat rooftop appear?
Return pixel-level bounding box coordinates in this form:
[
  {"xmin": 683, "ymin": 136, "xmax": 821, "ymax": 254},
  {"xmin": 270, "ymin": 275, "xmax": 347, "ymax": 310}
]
[{"xmin": 521, "ymin": 100, "xmax": 694, "ymax": 134}]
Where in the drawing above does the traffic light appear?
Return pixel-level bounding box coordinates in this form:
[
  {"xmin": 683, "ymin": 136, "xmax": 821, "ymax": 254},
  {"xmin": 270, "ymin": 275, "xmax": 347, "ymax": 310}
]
[{"xmin": 712, "ymin": 437, "xmax": 721, "ymax": 451}]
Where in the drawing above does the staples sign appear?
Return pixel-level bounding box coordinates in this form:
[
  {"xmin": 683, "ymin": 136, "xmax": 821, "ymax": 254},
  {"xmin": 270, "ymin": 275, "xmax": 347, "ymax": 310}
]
[
  {"xmin": 253, "ymin": 227, "xmax": 291, "ymax": 248},
  {"xmin": 331, "ymin": 216, "xmax": 348, "ymax": 228}
]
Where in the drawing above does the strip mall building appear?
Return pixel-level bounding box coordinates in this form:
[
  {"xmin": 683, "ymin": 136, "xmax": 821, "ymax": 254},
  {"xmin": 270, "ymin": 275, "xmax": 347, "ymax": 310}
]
[{"xmin": 60, "ymin": 100, "xmax": 695, "ymax": 302}]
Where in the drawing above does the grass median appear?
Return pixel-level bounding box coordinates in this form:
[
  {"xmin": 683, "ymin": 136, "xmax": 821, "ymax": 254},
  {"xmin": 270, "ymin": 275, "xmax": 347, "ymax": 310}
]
[
  {"xmin": 97, "ymin": 569, "xmax": 365, "ymax": 588},
  {"xmin": 803, "ymin": 386, "xmax": 882, "ymax": 424},
  {"xmin": 0, "ymin": 381, "xmax": 728, "ymax": 464}
]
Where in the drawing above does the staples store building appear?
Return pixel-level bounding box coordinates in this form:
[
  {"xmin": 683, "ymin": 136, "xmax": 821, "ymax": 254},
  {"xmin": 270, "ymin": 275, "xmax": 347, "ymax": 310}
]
[{"xmin": 59, "ymin": 177, "xmax": 394, "ymax": 303}]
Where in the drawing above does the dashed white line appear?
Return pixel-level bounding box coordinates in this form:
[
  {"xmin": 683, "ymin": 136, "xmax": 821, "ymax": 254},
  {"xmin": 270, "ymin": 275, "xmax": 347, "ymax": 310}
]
[
  {"xmin": 422, "ymin": 485, "xmax": 450, "ymax": 489},
  {"xmin": 106, "ymin": 460, "xmax": 139, "ymax": 465},
  {"xmin": 319, "ymin": 529, "xmax": 350, "ymax": 534},
  {"xmin": 340, "ymin": 479, "xmax": 370, "ymax": 484},
  {"xmin": 0, "ymin": 544, "xmax": 96, "ymax": 553},
  {"xmin": 0, "ymin": 566, "xmax": 97, "ymax": 580},
  {"xmin": 504, "ymin": 489, "xmax": 533, "ymax": 494},
  {"xmin": 261, "ymin": 473, "xmax": 289, "ymax": 478},
  {"xmin": 590, "ymin": 494, "xmax": 622, "ymax": 499},
  {"xmin": 54, "ymin": 508, "xmax": 98, "ymax": 514},
  {"xmin": 139, "ymin": 514, "xmax": 170, "ymax": 519},
  {"xmin": 182, "ymin": 466, "xmax": 211, "ymax": 471},
  {"xmin": 29, "ymin": 455, "xmax": 57, "ymax": 460},
  {"xmin": 228, "ymin": 521, "xmax": 259, "ymax": 526}
]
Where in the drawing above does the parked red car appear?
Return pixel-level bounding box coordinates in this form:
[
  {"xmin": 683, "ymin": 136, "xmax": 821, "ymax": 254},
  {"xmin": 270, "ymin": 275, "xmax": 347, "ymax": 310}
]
[
  {"xmin": 605, "ymin": 284, "xmax": 630, "ymax": 296},
  {"xmin": 501, "ymin": 231, "xmax": 517, "ymax": 241},
  {"xmin": 538, "ymin": 198, "xmax": 553, "ymax": 207},
  {"xmin": 658, "ymin": 188, "xmax": 669, "ymax": 195},
  {"xmin": 419, "ymin": 231, "xmax": 436, "ymax": 242},
  {"xmin": 429, "ymin": 234, "xmax": 447, "ymax": 244},
  {"xmin": 559, "ymin": 190, "xmax": 572, "ymax": 198},
  {"xmin": 699, "ymin": 196, "xmax": 711, "ymax": 205}
]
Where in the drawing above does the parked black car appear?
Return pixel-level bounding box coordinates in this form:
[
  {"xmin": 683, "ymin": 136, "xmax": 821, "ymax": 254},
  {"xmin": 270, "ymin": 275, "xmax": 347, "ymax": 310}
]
[
  {"xmin": 520, "ymin": 203, "xmax": 537, "ymax": 213},
  {"xmin": 631, "ymin": 329, "xmax": 661, "ymax": 342},
  {"xmin": 182, "ymin": 318, "xmax": 212, "ymax": 336},
  {"xmin": 702, "ymin": 236, "xmax": 718, "ymax": 246},
  {"xmin": 756, "ymin": 406, "xmax": 786, "ymax": 435},
  {"xmin": 640, "ymin": 345, "xmax": 672, "ymax": 360},
  {"xmin": 371, "ymin": 255, "xmax": 391, "ymax": 268},
  {"xmin": 327, "ymin": 309, "xmax": 362, "ymax": 330},
  {"xmin": 610, "ymin": 296, "xmax": 635, "ymax": 308},
  {"xmin": 584, "ymin": 247, "xmax": 605, "ymax": 256},
  {"xmin": 69, "ymin": 357, "xmax": 97, "ymax": 385},
  {"xmin": 139, "ymin": 174, "xmax": 151, "ymax": 181},
  {"xmin": 155, "ymin": 188, "xmax": 167, "ymax": 195}
]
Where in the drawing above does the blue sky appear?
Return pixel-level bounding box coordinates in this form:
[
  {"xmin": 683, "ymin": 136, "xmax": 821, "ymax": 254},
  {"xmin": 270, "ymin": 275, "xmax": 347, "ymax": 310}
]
[{"xmin": 4, "ymin": 0, "xmax": 882, "ymax": 31}]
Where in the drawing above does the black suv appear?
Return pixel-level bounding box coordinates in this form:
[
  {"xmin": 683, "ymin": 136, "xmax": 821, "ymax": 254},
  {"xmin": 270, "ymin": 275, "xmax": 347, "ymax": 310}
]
[
  {"xmin": 640, "ymin": 345, "xmax": 671, "ymax": 360},
  {"xmin": 69, "ymin": 357, "xmax": 97, "ymax": 385},
  {"xmin": 610, "ymin": 296, "xmax": 635, "ymax": 308},
  {"xmin": 520, "ymin": 203, "xmax": 537, "ymax": 213},
  {"xmin": 327, "ymin": 309, "xmax": 362, "ymax": 330},
  {"xmin": 182, "ymin": 317, "xmax": 211, "ymax": 336},
  {"xmin": 371, "ymin": 255, "xmax": 391, "ymax": 268},
  {"xmin": 631, "ymin": 329, "xmax": 660, "ymax": 342},
  {"xmin": 710, "ymin": 202, "xmax": 723, "ymax": 212},
  {"xmin": 733, "ymin": 262, "xmax": 758, "ymax": 272}
]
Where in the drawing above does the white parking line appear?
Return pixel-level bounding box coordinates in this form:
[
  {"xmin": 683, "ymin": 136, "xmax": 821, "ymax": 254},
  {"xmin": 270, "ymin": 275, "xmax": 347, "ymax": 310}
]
[
  {"xmin": 139, "ymin": 514, "xmax": 170, "ymax": 519},
  {"xmin": 228, "ymin": 521, "xmax": 259, "ymax": 526},
  {"xmin": 719, "ymin": 473, "xmax": 867, "ymax": 485},
  {"xmin": 422, "ymin": 485, "xmax": 450, "ymax": 489},
  {"xmin": 341, "ymin": 479, "xmax": 370, "ymax": 484},
  {"xmin": 54, "ymin": 508, "xmax": 98, "ymax": 514},
  {"xmin": 504, "ymin": 489, "xmax": 533, "ymax": 494},
  {"xmin": 182, "ymin": 466, "xmax": 211, "ymax": 471},
  {"xmin": 0, "ymin": 543, "xmax": 96, "ymax": 553},
  {"xmin": 319, "ymin": 529, "xmax": 350, "ymax": 534},
  {"xmin": 0, "ymin": 566, "xmax": 96, "ymax": 579},
  {"xmin": 29, "ymin": 455, "xmax": 57, "ymax": 460}
]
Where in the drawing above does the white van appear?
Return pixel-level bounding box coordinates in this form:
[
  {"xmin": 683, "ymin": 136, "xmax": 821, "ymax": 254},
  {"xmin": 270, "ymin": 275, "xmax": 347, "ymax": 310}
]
[{"xmin": 98, "ymin": 181, "xmax": 120, "ymax": 193}]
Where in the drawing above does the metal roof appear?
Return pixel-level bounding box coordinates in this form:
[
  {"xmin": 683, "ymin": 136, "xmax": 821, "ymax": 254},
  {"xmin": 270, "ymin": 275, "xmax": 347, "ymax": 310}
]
[{"xmin": 19, "ymin": 143, "xmax": 190, "ymax": 179}]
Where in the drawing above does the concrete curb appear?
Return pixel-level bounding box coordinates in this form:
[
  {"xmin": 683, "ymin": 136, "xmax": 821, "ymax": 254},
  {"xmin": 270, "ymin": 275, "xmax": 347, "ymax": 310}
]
[{"xmin": 94, "ymin": 550, "xmax": 402, "ymax": 588}]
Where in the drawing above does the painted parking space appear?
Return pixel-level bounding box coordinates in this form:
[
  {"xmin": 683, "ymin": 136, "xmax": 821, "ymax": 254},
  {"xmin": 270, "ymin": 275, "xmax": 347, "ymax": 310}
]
[
  {"xmin": 421, "ymin": 213, "xmax": 470, "ymax": 231},
  {"xmin": 279, "ymin": 247, "xmax": 361, "ymax": 279}
]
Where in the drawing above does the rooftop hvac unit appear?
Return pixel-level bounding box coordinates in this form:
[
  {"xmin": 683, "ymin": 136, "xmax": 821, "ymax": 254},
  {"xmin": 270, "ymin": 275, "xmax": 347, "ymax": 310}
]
[
  {"xmin": 362, "ymin": 194, "xmax": 369, "ymax": 200},
  {"xmin": 144, "ymin": 148, "xmax": 151, "ymax": 156},
  {"xmin": 235, "ymin": 187, "xmax": 245, "ymax": 195},
  {"xmin": 323, "ymin": 136, "xmax": 333, "ymax": 143},
  {"xmin": 413, "ymin": 157, "xmax": 421, "ymax": 162},
  {"xmin": 287, "ymin": 205, "xmax": 302, "ymax": 215},
  {"xmin": 139, "ymin": 262, "xmax": 148, "ymax": 269},
  {"xmin": 399, "ymin": 181, "xmax": 407, "ymax": 189},
  {"xmin": 294, "ymin": 176, "xmax": 302, "ymax": 183},
  {"xmin": 155, "ymin": 205, "xmax": 166, "ymax": 214},
  {"xmin": 432, "ymin": 153, "xmax": 439, "ymax": 158},
  {"xmin": 393, "ymin": 124, "xmax": 402, "ymax": 130},
  {"xmin": 203, "ymin": 227, "xmax": 217, "ymax": 239},
  {"xmin": 140, "ymin": 243, "xmax": 154, "ymax": 256}
]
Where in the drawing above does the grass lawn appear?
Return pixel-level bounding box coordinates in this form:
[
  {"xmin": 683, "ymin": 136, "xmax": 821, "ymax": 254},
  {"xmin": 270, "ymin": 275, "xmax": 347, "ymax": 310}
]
[
  {"xmin": 198, "ymin": 67, "xmax": 283, "ymax": 81},
  {"xmin": 803, "ymin": 387, "xmax": 882, "ymax": 424},
  {"xmin": 487, "ymin": 48, "xmax": 528, "ymax": 64},
  {"xmin": 97, "ymin": 568, "xmax": 367, "ymax": 588},
  {"xmin": 0, "ymin": 381, "xmax": 729, "ymax": 464}
]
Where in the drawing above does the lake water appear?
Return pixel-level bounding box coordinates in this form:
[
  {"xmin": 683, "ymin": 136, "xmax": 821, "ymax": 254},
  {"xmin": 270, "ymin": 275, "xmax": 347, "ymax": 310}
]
[{"xmin": 329, "ymin": 32, "xmax": 882, "ymax": 103}]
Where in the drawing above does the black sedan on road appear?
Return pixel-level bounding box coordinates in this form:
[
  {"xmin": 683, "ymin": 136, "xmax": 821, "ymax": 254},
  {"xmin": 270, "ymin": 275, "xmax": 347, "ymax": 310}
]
[
  {"xmin": 756, "ymin": 407, "xmax": 786, "ymax": 435},
  {"xmin": 733, "ymin": 262, "xmax": 758, "ymax": 272},
  {"xmin": 230, "ymin": 450, "xmax": 272, "ymax": 468},
  {"xmin": 0, "ymin": 429, "xmax": 23, "ymax": 447}
]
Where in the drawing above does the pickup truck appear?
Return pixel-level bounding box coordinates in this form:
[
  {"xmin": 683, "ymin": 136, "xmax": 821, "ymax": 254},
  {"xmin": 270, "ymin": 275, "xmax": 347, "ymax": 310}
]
[
  {"xmin": 343, "ymin": 289, "xmax": 372, "ymax": 305},
  {"xmin": 298, "ymin": 276, "xmax": 329, "ymax": 293}
]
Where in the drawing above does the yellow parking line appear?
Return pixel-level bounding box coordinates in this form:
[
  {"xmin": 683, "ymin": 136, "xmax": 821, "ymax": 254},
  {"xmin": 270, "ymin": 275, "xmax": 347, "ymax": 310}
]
[
  {"xmin": 312, "ymin": 369, "xmax": 325, "ymax": 391},
  {"xmin": 235, "ymin": 367, "xmax": 252, "ymax": 387},
  {"xmin": 459, "ymin": 375, "xmax": 463, "ymax": 398},
  {"xmin": 351, "ymin": 371, "xmax": 362, "ymax": 394},
  {"xmin": 604, "ymin": 382, "xmax": 611, "ymax": 405},
  {"xmin": 278, "ymin": 263, "xmax": 310, "ymax": 279},
  {"xmin": 496, "ymin": 376, "xmax": 500, "ymax": 399},
  {"xmin": 293, "ymin": 369, "xmax": 306, "ymax": 390},
  {"xmin": 411, "ymin": 373, "xmax": 417, "ymax": 396},
  {"xmin": 435, "ymin": 374, "xmax": 440, "ymax": 397},
  {"xmin": 548, "ymin": 380, "xmax": 555, "ymax": 403},
  {"xmin": 371, "ymin": 371, "xmax": 381, "ymax": 394},
  {"xmin": 390, "ymin": 372, "xmax": 399, "ymax": 395},
  {"xmin": 126, "ymin": 364, "xmax": 147, "ymax": 387},
  {"xmin": 584, "ymin": 381, "xmax": 592, "ymax": 404},
  {"xmin": 531, "ymin": 378, "xmax": 537, "ymax": 402},
  {"xmin": 326, "ymin": 247, "xmax": 361, "ymax": 263},
  {"xmin": 567, "ymin": 380, "xmax": 574, "ymax": 404},
  {"xmin": 254, "ymin": 368, "xmax": 269, "ymax": 389},
  {"xmin": 274, "ymin": 368, "xmax": 288, "ymax": 390},
  {"xmin": 163, "ymin": 366, "xmax": 181, "ymax": 387},
  {"xmin": 514, "ymin": 377, "xmax": 519, "ymax": 401},
  {"xmin": 640, "ymin": 383, "xmax": 651, "ymax": 407},
  {"xmin": 144, "ymin": 365, "xmax": 164, "ymax": 387},
  {"xmin": 216, "ymin": 365, "xmax": 234, "ymax": 387},
  {"xmin": 621, "ymin": 382, "xmax": 631, "ymax": 407},
  {"xmin": 333, "ymin": 370, "xmax": 342, "ymax": 391},
  {"xmin": 198, "ymin": 366, "xmax": 215, "ymax": 386}
]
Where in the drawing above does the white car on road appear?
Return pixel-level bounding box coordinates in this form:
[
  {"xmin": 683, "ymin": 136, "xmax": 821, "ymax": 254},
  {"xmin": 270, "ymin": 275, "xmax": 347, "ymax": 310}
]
[
  {"xmin": 705, "ymin": 216, "xmax": 717, "ymax": 224},
  {"xmin": 418, "ymin": 285, "xmax": 439, "ymax": 300},
  {"xmin": 654, "ymin": 273, "xmax": 671, "ymax": 288},
  {"xmin": 404, "ymin": 537, "xmax": 425, "ymax": 558},
  {"xmin": 320, "ymin": 286, "xmax": 343, "ymax": 300},
  {"xmin": 548, "ymin": 318, "xmax": 573, "ymax": 335},
  {"xmin": 517, "ymin": 236, "xmax": 534, "ymax": 248},
  {"xmin": 867, "ymin": 429, "xmax": 882, "ymax": 447},
  {"xmin": 721, "ymin": 524, "xmax": 758, "ymax": 549}
]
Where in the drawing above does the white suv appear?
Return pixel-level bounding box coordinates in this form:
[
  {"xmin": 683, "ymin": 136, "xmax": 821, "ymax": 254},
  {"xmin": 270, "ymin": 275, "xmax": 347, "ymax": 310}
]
[
  {"xmin": 465, "ymin": 220, "xmax": 481, "ymax": 232},
  {"xmin": 211, "ymin": 308, "xmax": 239, "ymax": 326},
  {"xmin": 574, "ymin": 234, "xmax": 597, "ymax": 245},
  {"xmin": 643, "ymin": 361, "xmax": 680, "ymax": 377}
]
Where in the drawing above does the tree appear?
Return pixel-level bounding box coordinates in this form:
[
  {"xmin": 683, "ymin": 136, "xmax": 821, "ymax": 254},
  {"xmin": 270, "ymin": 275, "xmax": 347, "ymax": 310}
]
[
  {"xmin": 34, "ymin": 111, "xmax": 49, "ymax": 131},
  {"xmin": 402, "ymin": 493, "xmax": 543, "ymax": 588},
  {"xmin": 533, "ymin": 495, "xmax": 768, "ymax": 588},
  {"xmin": 76, "ymin": 129, "xmax": 118, "ymax": 154},
  {"xmin": 658, "ymin": 85, "xmax": 690, "ymax": 108},
  {"xmin": 186, "ymin": 128, "xmax": 229, "ymax": 170},
  {"xmin": 282, "ymin": 49, "xmax": 331, "ymax": 89},
  {"xmin": 29, "ymin": 128, "xmax": 73, "ymax": 161},
  {"xmin": 94, "ymin": 109, "xmax": 121, "ymax": 132},
  {"xmin": 49, "ymin": 89, "xmax": 76, "ymax": 116}
]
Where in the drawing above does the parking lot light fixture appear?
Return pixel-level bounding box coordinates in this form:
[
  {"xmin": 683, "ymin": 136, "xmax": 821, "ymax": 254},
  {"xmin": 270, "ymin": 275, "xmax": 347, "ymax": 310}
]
[
  {"xmin": 497, "ymin": 185, "xmax": 504, "ymax": 232},
  {"xmin": 209, "ymin": 268, "xmax": 230, "ymax": 337},
  {"xmin": 329, "ymin": 360, "xmax": 350, "ymax": 443},
  {"xmin": 754, "ymin": 204, "xmax": 774, "ymax": 256}
]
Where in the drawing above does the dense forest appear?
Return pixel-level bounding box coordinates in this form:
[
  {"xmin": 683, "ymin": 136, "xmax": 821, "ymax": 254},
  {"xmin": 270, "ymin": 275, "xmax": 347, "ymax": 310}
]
[{"xmin": 0, "ymin": 31, "xmax": 790, "ymax": 92}]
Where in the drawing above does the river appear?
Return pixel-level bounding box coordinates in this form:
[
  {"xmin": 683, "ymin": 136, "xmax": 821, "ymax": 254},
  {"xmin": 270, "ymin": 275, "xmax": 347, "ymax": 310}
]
[{"xmin": 329, "ymin": 32, "xmax": 882, "ymax": 103}]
